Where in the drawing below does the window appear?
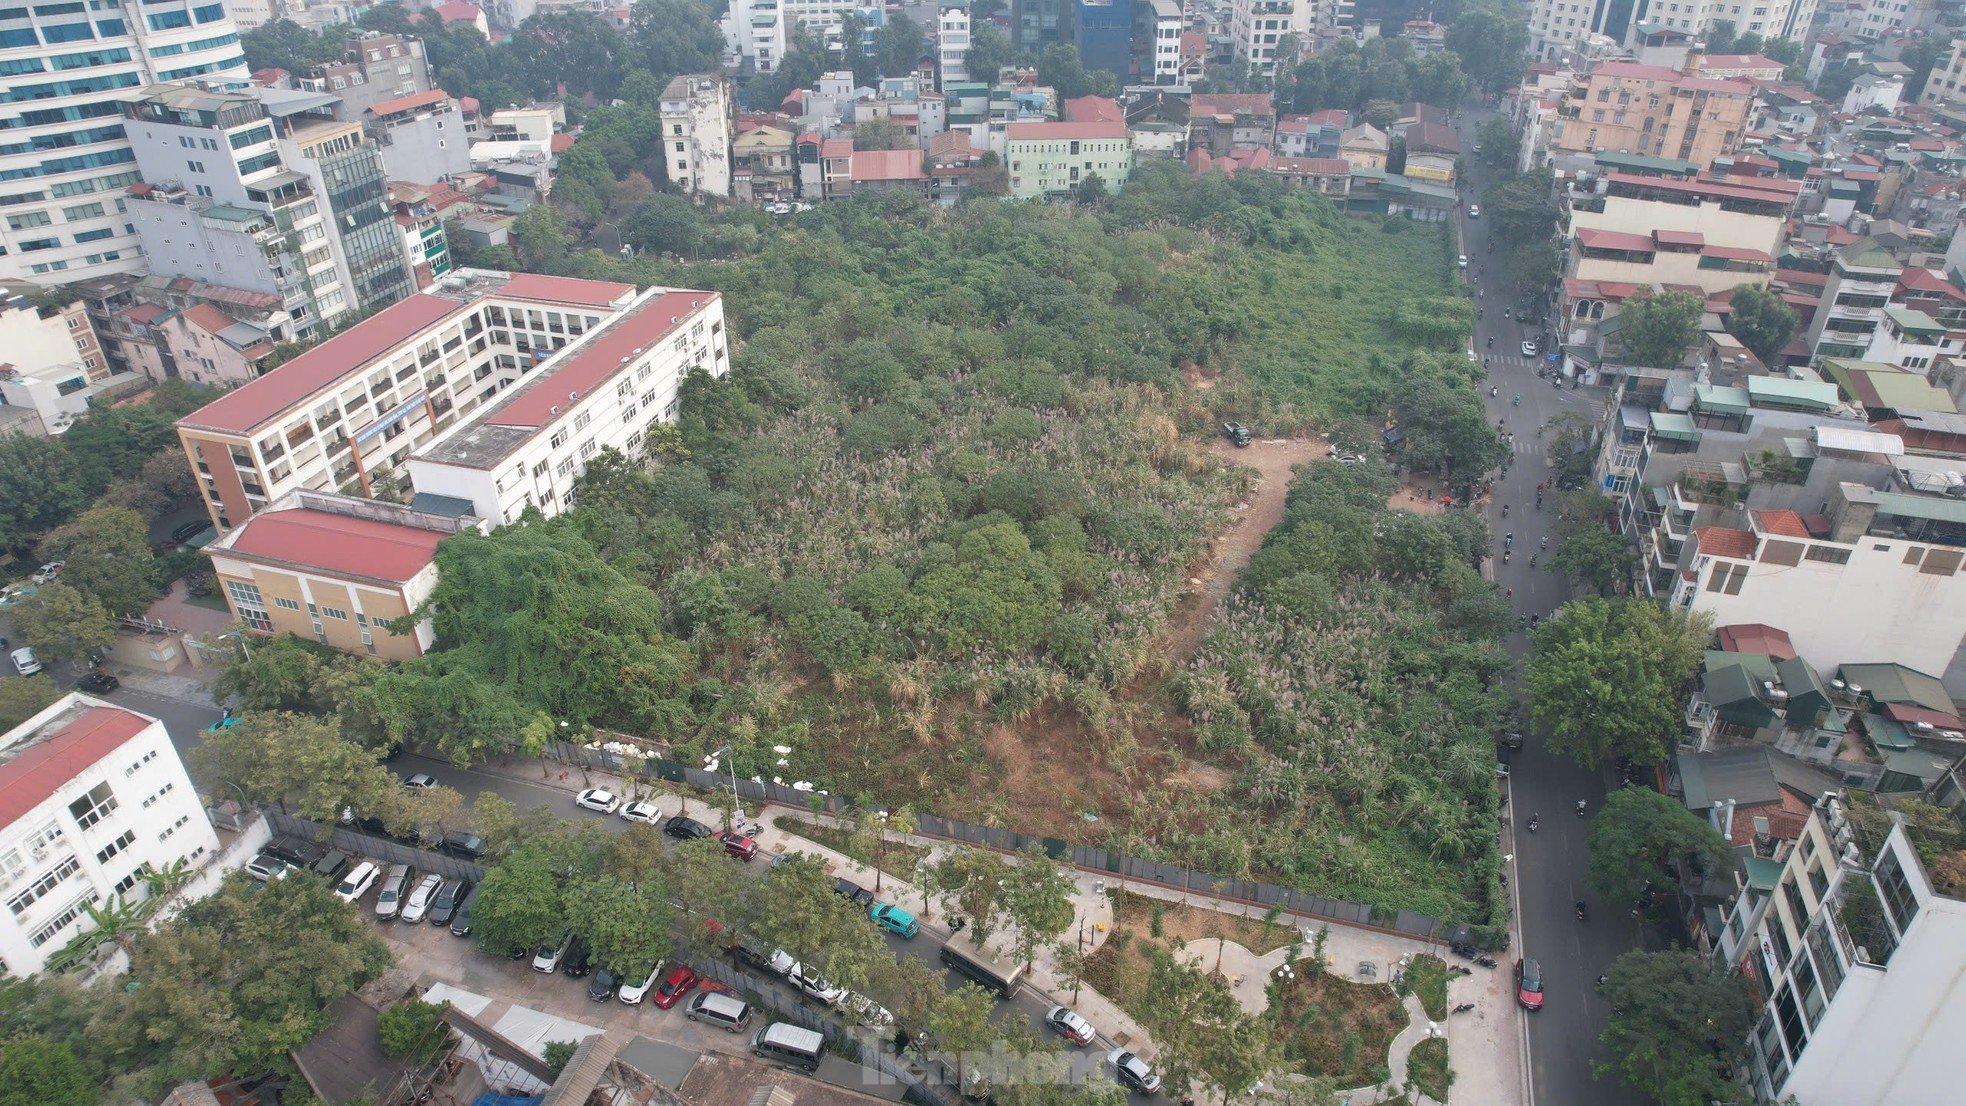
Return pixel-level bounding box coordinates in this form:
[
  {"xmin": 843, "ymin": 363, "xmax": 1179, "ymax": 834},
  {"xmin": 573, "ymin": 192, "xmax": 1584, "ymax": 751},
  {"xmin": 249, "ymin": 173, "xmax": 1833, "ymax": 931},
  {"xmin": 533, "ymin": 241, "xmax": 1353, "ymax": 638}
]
[
  {"xmin": 273, "ymin": 596, "xmax": 301, "ymax": 611},
  {"xmin": 225, "ymin": 580, "xmax": 273, "ymax": 632},
  {"xmin": 1804, "ymin": 546, "xmax": 1851, "ymax": 565},
  {"xmin": 1874, "ymin": 848, "xmax": 1920, "ymax": 936},
  {"xmin": 572, "ymin": 411, "xmax": 591, "ymax": 431},
  {"xmin": 27, "ymin": 894, "xmax": 95, "ymax": 948},
  {"xmin": 7, "ymin": 857, "xmax": 80, "ymax": 916},
  {"xmin": 66, "ymin": 781, "xmax": 117, "ymax": 830},
  {"xmin": 95, "ymin": 829, "xmax": 134, "ymax": 864},
  {"xmin": 549, "ymin": 428, "xmax": 568, "ymax": 448},
  {"xmin": 320, "ymin": 606, "xmax": 347, "ymax": 620},
  {"xmin": 4, "ymin": 210, "xmax": 48, "ymax": 229}
]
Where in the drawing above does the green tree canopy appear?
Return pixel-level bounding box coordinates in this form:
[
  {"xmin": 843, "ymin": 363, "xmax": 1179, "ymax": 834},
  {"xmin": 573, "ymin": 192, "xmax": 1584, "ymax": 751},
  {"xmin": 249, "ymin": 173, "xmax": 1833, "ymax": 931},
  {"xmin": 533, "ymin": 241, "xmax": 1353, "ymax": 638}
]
[
  {"xmin": 1596, "ymin": 949, "xmax": 1754, "ymax": 1106},
  {"xmin": 965, "ymin": 25, "xmax": 1014, "ymax": 82},
  {"xmin": 1725, "ymin": 283, "xmax": 1799, "ymax": 365},
  {"xmin": 567, "ymin": 875, "xmax": 673, "ymax": 978},
  {"xmin": 1616, "ymin": 290, "xmax": 1705, "ymax": 368},
  {"xmin": 1587, "ymin": 786, "xmax": 1734, "ymax": 901},
  {"xmin": 38, "ymin": 505, "xmax": 158, "ymax": 617},
  {"xmin": 1549, "ymin": 524, "xmax": 1637, "ymax": 597},
  {"xmin": 6, "ymin": 583, "xmax": 115, "ymax": 666},
  {"xmin": 0, "ymin": 1035, "xmax": 94, "ymax": 1106},
  {"xmin": 1526, "ymin": 599, "xmax": 1709, "ymax": 765},
  {"xmin": 471, "ymin": 839, "xmax": 568, "ymax": 955},
  {"xmin": 1446, "ymin": 3, "xmax": 1530, "ymax": 94}
]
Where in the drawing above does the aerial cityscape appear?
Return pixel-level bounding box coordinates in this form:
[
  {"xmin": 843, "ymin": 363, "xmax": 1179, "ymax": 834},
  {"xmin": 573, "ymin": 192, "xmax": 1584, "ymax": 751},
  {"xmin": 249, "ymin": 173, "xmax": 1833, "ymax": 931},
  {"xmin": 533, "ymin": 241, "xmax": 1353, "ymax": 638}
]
[{"xmin": 1, "ymin": 1, "xmax": 1964, "ymax": 1104}]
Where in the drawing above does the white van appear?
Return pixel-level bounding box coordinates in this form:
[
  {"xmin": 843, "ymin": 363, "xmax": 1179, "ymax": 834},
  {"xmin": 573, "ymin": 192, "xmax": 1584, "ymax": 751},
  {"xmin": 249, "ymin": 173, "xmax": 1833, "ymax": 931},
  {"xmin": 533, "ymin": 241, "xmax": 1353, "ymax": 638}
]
[
  {"xmin": 752, "ymin": 1022, "xmax": 824, "ymax": 1072},
  {"xmin": 335, "ymin": 861, "xmax": 379, "ymax": 904}
]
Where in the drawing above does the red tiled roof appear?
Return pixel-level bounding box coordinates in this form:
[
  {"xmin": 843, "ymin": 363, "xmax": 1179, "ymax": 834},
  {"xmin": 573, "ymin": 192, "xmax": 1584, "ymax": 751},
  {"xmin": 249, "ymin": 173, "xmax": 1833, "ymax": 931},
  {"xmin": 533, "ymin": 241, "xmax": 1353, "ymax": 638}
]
[
  {"xmin": 1607, "ymin": 172, "xmax": 1802, "ymax": 203},
  {"xmin": 1696, "ymin": 526, "xmax": 1757, "ymax": 558},
  {"xmin": 1716, "ymin": 623, "xmax": 1796, "ymax": 659},
  {"xmin": 180, "ymin": 294, "xmax": 464, "ymax": 435},
  {"xmin": 1306, "ymin": 108, "xmax": 1349, "ymax": 126},
  {"xmin": 1754, "ymin": 509, "xmax": 1811, "ymax": 538},
  {"xmin": 433, "ymin": 0, "xmax": 482, "ymax": 20},
  {"xmin": 1179, "ymin": 31, "xmax": 1205, "ymax": 57},
  {"xmin": 1655, "ymin": 229, "xmax": 1705, "ymax": 247},
  {"xmin": 1775, "ymin": 267, "xmax": 1830, "ymax": 288},
  {"xmin": 550, "ymin": 133, "xmax": 575, "ymax": 153},
  {"xmin": 180, "ymin": 303, "xmax": 233, "ymax": 335},
  {"xmin": 459, "ymin": 96, "xmax": 479, "ymax": 114},
  {"xmin": 368, "ymin": 89, "xmax": 450, "ymax": 117},
  {"xmin": 849, "ymin": 149, "xmax": 927, "ymax": 182},
  {"xmin": 1271, "ymin": 156, "xmax": 1351, "ymax": 174},
  {"xmin": 1005, "ymin": 121, "xmax": 1127, "ymax": 141},
  {"xmin": 1702, "ymin": 244, "xmax": 1773, "ymax": 262},
  {"xmin": 820, "ymin": 137, "xmax": 853, "ymax": 158},
  {"xmin": 1576, "ymin": 227, "xmax": 1656, "ymax": 252},
  {"xmin": 1276, "ymin": 116, "xmax": 1310, "ymax": 134},
  {"xmin": 120, "ymin": 303, "xmax": 167, "ymax": 325},
  {"xmin": 1563, "ymin": 278, "xmax": 1643, "ymax": 300},
  {"xmin": 494, "ymin": 273, "xmax": 634, "ymax": 308},
  {"xmin": 1880, "ymin": 702, "xmax": 1964, "ymax": 729},
  {"xmin": 0, "ymin": 706, "xmax": 152, "ymax": 828},
  {"xmin": 1896, "ymin": 266, "xmax": 1966, "ymax": 301},
  {"xmin": 1062, "ymin": 95, "xmax": 1122, "ymax": 123},
  {"xmin": 224, "ymin": 508, "xmax": 447, "ymax": 582},
  {"xmin": 484, "ymin": 290, "xmax": 715, "ymax": 432}
]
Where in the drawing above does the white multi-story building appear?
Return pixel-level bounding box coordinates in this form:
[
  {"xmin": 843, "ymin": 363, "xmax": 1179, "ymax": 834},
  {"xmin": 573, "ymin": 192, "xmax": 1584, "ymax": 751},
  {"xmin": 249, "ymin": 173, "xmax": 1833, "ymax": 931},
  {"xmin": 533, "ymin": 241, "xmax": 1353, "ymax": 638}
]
[
  {"xmin": 660, "ymin": 73, "xmax": 734, "ymax": 200},
  {"xmin": 0, "ymin": 1, "xmax": 251, "ymax": 285},
  {"xmin": 938, "ymin": 7, "xmax": 969, "ymax": 89},
  {"xmin": 1530, "ymin": 0, "xmax": 1814, "ymax": 65},
  {"xmin": 1230, "ymin": 0, "xmax": 1314, "ymax": 75},
  {"xmin": 173, "ymin": 270, "xmax": 724, "ymax": 533},
  {"xmin": 405, "ymin": 285, "xmax": 728, "ymax": 525},
  {"xmin": 1721, "ymin": 793, "xmax": 1966, "ymax": 1106},
  {"xmin": 723, "ymin": 0, "xmax": 787, "ymax": 73},
  {"xmin": 0, "ymin": 695, "xmax": 219, "ymax": 976},
  {"xmin": 1807, "ymin": 238, "xmax": 1902, "ymax": 362},
  {"xmin": 1147, "ymin": 0, "xmax": 1182, "ymax": 84}
]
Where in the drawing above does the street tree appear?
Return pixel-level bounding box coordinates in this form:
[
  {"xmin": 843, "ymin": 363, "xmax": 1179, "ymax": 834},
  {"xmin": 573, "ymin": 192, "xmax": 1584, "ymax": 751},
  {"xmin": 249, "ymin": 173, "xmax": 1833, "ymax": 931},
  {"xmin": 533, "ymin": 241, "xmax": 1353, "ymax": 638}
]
[
  {"xmin": 471, "ymin": 841, "xmax": 566, "ymax": 955},
  {"xmin": 1615, "ymin": 290, "xmax": 1705, "ymax": 368},
  {"xmin": 1476, "ymin": 117, "xmax": 1518, "ymax": 170},
  {"xmin": 38, "ymin": 505, "xmax": 159, "ymax": 616},
  {"xmin": 754, "ymin": 853, "xmax": 888, "ymax": 993},
  {"xmin": 566, "ymin": 875, "xmax": 673, "ymax": 978},
  {"xmin": 7, "ymin": 583, "xmax": 115, "ymax": 666},
  {"xmin": 0, "ymin": 1035, "xmax": 95, "ymax": 1106},
  {"xmin": 867, "ymin": 951, "xmax": 945, "ymax": 1046},
  {"xmin": 1482, "ymin": 169, "xmax": 1560, "ymax": 277},
  {"xmin": 1725, "ymin": 284, "xmax": 1799, "ymax": 365},
  {"xmin": 1587, "ymin": 787, "xmax": 1733, "ymax": 901},
  {"xmin": 88, "ymin": 871, "xmax": 391, "ymax": 1094},
  {"xmin": 0, "ymin": 673, "xmax": 61, "ymax": 730},
  {"xmin": 603, "ymin": 822, "xmax": 668, "ymax": 889},
  {"xmin": 1394, "ymin": 377, "xmax": 1510, "ymax": 480},
  {"xmin": 191, "ymin": 712, "xmax": 397, "ymax": 824},
  {"xmin": 923, "ymin": 981, "xmax": 998, "ymax": 1091},
  {"xmin": 468, "ymin": 791, "xmax": 519, "ymax": 856},
  {"xmin": 1526, "ymin": 599, "xmax": 1709, "ymax": 766},
  {"xmin": 391, "ymin": 784, "xmax": 466, "ymax": 847},
  {"xmin": 932, "ymin": 846, "xmax": 1013, "ymax": 947},
  {"xmin": 1596, "ymin": 949, "xmax": 1754, "ymax": 1106},
  {"xmin": 1549, "ymin": 524, "xmax": 1637, "ymax": 597},
  {"xmin": 664, "ymin": 836, "xmax": 752, "ymax": 954},
  {"xmin": 1446, "ymin": 3, "xmax": 1531, "ymax": 94},
  {"xmin": 1002, "ymin": 845, "xmax": 1077, "ymax": 971},
  {"xmin": 1139, "ymin": 951, "xmax": 1278, "ymax": 1098}
]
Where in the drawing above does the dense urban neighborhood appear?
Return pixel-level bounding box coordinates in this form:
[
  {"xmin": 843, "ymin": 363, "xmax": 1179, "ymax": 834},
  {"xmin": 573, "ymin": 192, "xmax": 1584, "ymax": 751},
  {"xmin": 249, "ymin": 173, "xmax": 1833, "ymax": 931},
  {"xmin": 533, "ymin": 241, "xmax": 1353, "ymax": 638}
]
[{"xmin": 4, "ymin": 1, "xmax": 1966, "ymax": 1106}]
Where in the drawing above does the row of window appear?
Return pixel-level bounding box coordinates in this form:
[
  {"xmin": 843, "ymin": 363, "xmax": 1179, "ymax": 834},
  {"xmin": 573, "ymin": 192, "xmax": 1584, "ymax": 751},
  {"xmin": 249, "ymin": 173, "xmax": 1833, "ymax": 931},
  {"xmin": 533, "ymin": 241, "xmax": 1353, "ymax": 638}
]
[{"xmin": 6, "ymin": 856, "xmax": 79, "ymax": 917}]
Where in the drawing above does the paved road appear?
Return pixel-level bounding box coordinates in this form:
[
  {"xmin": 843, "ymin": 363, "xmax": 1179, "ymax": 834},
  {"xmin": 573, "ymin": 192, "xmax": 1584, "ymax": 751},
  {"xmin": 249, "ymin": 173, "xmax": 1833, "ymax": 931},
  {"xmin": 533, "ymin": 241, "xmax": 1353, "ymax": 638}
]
[{"xmin": 1455, "ymin": 108, "xmax": 1651, "ymax": 1106}]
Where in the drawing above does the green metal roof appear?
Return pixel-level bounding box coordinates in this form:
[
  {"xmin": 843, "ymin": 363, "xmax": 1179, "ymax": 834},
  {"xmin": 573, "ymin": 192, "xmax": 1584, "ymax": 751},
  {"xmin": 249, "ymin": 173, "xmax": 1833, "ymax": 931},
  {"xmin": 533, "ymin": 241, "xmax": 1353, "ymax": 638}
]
[
  {"xmin": 1651, "ymin": 411, "xmax": 1702, "ymax": 442},
  {"xmin": 1744, "ymin": 857, "xmax": 1784, "ymax": 891},
  {"xmin": 1839, "ymin": 662, "xmax": 1955, "ymax": 712},
  {"xmin": 1866, "ymin": 714, "xmax": 1916, "ymax": 750},
  {"xmin": 1775, "ymin": 656, "xmax": 1833, "ymax": 721},
  {"xmin": 1707, "ymin": 664, "xmax": 1780, "ymax": 727},
  {"xmin": 1593, "ymin": 151, "xmax": 1699, "ymax": 177},
  {"xmin": 1839, "ymin": 237, "xmax": 1901, "ymax": 272},
  {"xmin": 1882, "ymin": 747, "xmax": 1951, "ymax": 782},
  {"xmin": 1706, "ymin": 651, "xmax": 1779, "ymax": 680},
  {"xmin": 1872, "ymin": 489, "xmax": 1966, "ymax": 524},
  {"xmin": 1695, "ymin": 384, "xmax": 1751, "ymax": 415},
  {"xmin": 1746, "ymin": 376, "xmax": 1840, "ymax": 411},
  {"xmin": 1884, "ymin": 306, "xmax": 1946, "ymax": 337}
]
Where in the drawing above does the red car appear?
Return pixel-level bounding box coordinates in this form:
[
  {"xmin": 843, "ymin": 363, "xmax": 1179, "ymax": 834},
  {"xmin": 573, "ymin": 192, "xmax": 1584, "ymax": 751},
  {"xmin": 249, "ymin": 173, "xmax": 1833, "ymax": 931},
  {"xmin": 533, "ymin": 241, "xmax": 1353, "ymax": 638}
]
[
  {"xmin": 1516, "ymin": 957, "xmax": 1545, "ymax": 1011},
  {"xmin": 717, "ymin": 830, "xmax": 759, "ymax": 861},
  {"xmin": 650, "ymin": 964, "xmax": 701, "ymax": 1009}
]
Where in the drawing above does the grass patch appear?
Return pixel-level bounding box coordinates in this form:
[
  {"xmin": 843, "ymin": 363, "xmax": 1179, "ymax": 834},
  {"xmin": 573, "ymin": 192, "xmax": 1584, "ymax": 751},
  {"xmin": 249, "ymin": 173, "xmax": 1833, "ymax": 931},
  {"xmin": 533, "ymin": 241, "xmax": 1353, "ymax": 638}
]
[
  {"xmin": 1270, "ymin": 966, "xmax": 1407, "ymax": 1088},
  {"xmin": 1403, "ymin": 954, "xmax": 1449, "ymax": 1022},
  {"xmin": 778, "ymin": 815, "xmax": 933, "ymax": 878},
  {"xmin": 1406, "ymin": 1037, "xmax": 1453, "ymax": 1102}
]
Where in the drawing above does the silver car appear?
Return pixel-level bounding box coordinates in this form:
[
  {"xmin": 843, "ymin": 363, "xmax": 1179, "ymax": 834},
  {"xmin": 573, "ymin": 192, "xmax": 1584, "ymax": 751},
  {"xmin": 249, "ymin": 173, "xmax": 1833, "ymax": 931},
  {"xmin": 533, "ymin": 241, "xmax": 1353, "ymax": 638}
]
[{"xmin": 399, "ymin": 873, "xmax": 444, "ymax": 923}]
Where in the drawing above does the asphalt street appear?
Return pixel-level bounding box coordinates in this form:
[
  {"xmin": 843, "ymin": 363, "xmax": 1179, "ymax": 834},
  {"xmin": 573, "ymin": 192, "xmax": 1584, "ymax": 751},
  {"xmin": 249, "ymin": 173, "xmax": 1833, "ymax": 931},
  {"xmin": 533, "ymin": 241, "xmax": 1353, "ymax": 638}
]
[{"xmin": 1454, "ymin": 106, "xmax": 1652, "ymax": 1106}]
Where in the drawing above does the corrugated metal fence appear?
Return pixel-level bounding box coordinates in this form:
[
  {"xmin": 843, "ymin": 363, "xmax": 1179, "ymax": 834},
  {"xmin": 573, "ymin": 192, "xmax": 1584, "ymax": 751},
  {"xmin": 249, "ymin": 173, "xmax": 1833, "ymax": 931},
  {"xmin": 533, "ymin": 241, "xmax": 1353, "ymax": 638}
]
[{"xmin": 267, "ymin": 811, "xmax": 488, "ymax": 883}]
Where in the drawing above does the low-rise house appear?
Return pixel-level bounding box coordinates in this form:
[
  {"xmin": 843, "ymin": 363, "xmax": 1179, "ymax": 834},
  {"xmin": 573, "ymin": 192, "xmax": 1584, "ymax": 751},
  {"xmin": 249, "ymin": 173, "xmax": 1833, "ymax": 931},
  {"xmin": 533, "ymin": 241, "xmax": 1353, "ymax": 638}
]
[
  {"xmin": 1189, "ymin": 92, "xmax": 1274, "ymax": 155},
  {"xmin": 927, "ymin": 130, "xmax": 989, "ymax": 203},
  {"xmin": 161, "ymin": 304, "xmax": 272, "ymax": 388},
  {"xmin": 1005, "ymin": 120, "xmax": 1134, "ymax": 199},
  {"xmin": 733, "ymin": 124, "xmax": 797, "ymax": 205},
  {"xmin": 1265, "ymin": 156, "xmax": 1353, "ymax": 197},
  {"xmin": 1125, "ymin": 89, "xmax": 1190, "ymax": 158},
  {"xmin": 1339, "ymin": 123, "xmax": 1390, "ymax": 170}
]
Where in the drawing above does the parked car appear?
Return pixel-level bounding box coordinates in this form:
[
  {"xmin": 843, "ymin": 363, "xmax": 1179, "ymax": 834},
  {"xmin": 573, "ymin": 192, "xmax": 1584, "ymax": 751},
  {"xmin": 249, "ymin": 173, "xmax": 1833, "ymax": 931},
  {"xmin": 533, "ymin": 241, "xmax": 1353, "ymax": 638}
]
[
  {"xmin": 716, "ymin": 829, "xmax": 757, "ymax": 860},
  {"xmin": 244, "ymin": 853, "xmax": 292, "ymax": 881},
  {"xmin": 30, "ymin": 562, "xmax": 62, "ymax": 584},
  {"xmin": 1457, "ymin": 254, "xmax": 1468, "ymax": 268},
  {"xmin": 686, "ymin": 991, "xmax": 753, "ymax": 1032},
  {"xmin": 869, "ymin": 902, "xmax": 919, "ymax": 938},
  {"xmin": 619, "ymin": 800, "xmax": 663, "ymax": 825},
  {"xmin": 618, "ymin": 960, "xmax": 664, "ymax": 1004},
  {"xmin": 436, "ymin": 831, "xmax": 486, "ymax": 859},
  {"xmin": 79, "ymin": 670, "xmax": 119, "ymax": 693},
  {"xmin": 561, "ymin": 937, "xmax": 592, "ymax": 978},
  {"xmin": 843, "ymin": 991, "xmax": 893, "ymax": 1029},
  {"xmin": 1107, "ymin": 1049, "xmax": 1162, "ymax": 1094},
  {"xmin": 400, "ymin": 772, "xmax": 438, "ymax": 790},
  {"xmin": 650, "ymin": 964, "xmax": 700, "ymax": 1009},
  {"xmin": 166, "ymin": 521, "xmax": 209, "ymax": 547},
  {"xmin": 1220, "ymin": 421, "xmax": 1251, "ymax": 447},
  {"xmin": 334, "ymin": 861, "xmax": 380, "ymax": 904},
  {"xmin": 268, "ymin": 840, "xmax": 323, "ymax": 868},
  {"xmin": 373, "ymin": 864, "xmax": 415, "ymax": 920},
  {"xmin": 312, "ymin": 849, "xmax": 354, "ymax": 882},
  {"xmin": 449, "ymin": 886, "xmax": 478, "ymax": 937},
  {"xmin": 399, "ymin": 873, "xmax": 444, "ymax": 923},
  {"xmin": 427, "ymin": 878, "xmax": 471, "ymax": 927},
  {"xmin": 1516, "ymin": 957, "xmax": 1545, "ymax": 1010},
  {"xmin": 832, "ymin": 878, "xmax": 874, "ymax": 908},
  {"xmin": 574, "ymin": 788, "xmax": 620, "ymax": 814},
  {"xmin": 787, "ymin": 962, "xmax": 847, "ymax": 1009},
  {"xmin": 1467, "ymin": 204, "xmax": 1480, "ymax": 218},
  {"xmin": 587, "ymin": 967, "xmax": 621, "ymax": 1002},
  {"xmin": 533, "ymin": 932, "xmax": 574, "ymax": 973},
  {"xmin": 1045, "ymin": 1006, "xmax": 1097, "ymax": 1046},
  {"xmin": 663, "ymin": 815, "xmax": 713, "ymax": 840},
  {"xmin": 10, "ymin": 647, "xmax": 42, "ymax": 676}
]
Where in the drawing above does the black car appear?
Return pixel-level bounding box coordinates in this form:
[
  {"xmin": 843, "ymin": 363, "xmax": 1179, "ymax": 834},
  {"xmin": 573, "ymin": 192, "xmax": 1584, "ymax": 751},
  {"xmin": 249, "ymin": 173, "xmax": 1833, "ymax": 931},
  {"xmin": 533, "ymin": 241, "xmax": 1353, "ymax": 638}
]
[
  {"xmin": 732, "ymin": 940, "xmax": 779, "ymax": 975},
  {"xmin": 833, "ymin": 877, "xmax": 874, "ymax": 908},
  {"xmin": 587, "ymin": 967, "xmax": 620, "ymax": 1002},
  {"xmin": 167, "ymin": 520, "xmax": 209, "ymax": 546},
  {"xmin": 663, "ymin": 816, "xmax": 713, "ymax": 840},
  {"xmin": 78, "ymin": 670, "xmax": 119, "ymax": 693},
  {"xmin": 448, "ymin": 887, "xmax": 478, "ymax": 937},
  {"xmin": 561, "ymin": 937, "xmax": 592, "ymax": 978},
  {"xmin": 264, "ymin": 840, "xmax": 324, "ymax": 869},
  {"xmin": 436, "ymin": 831, "xmax": 486, "ymax": 859},
  {"xmin": 428, "ymin": 878, "xmax": 472, "ymax": 927}
]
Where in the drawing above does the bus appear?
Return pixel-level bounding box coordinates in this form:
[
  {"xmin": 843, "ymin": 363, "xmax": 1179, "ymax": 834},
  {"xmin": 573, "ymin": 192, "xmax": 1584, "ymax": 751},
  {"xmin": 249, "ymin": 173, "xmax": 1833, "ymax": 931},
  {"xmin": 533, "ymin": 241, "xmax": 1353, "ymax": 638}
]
[{"xmin": 937, "ymin": 930, "xmax": 1026, "ymax": 999}]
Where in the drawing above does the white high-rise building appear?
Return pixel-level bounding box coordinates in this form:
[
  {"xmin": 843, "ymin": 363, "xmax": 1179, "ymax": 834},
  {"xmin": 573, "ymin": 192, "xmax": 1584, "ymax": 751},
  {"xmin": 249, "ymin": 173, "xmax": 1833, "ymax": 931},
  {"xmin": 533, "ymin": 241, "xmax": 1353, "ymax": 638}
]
[
  {"xmin": 661, "ymin": 72, "xmax": 734, "ymax": 200},
  {"xmin": 1531, "ymin": 0, "xmax": 1815, "ymax": 64},
  {"xmin": 723, "ymin": 0, "xmax": 788, "ymax": 74},
  {"xmin": 938, "ymin": 7, "xmax": 969, "ymax": 89},
  {"xmin": 0, "ymin": 2, "xmax": 250, "ymax": 285},
  {"xmin": 1231, "ymin": 0, "xmax": 1314, "ymax": 75},
  {"xmin": 0, "ymin": 695, "xmax": 220, "ymax": 976}
]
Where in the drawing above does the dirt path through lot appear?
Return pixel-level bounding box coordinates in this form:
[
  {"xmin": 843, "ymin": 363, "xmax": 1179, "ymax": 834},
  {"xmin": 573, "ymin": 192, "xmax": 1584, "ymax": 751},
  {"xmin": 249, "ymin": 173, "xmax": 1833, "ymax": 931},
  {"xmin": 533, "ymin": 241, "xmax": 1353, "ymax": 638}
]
[{"xmin": 1161, "ymin": 436, "xmax": 1325, "ymax": 664}]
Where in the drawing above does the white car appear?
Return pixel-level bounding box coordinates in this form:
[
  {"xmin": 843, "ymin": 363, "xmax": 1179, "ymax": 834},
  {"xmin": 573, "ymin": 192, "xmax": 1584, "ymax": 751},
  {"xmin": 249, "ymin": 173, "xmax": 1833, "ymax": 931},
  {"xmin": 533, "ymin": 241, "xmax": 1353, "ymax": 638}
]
[
  {"xmin": 399, "ymin": 873, "xmax": 444, "ymax": 923},
  {"xmin": 334, "ymin": 861, "xmax": 379, "ymax": 904},
  {"xmin": 10, "ymin": 647, "xmax": 41, "ymax": 676},
  {"xmin": 1521, "ymin": 340, "xmax": 1540, "ymax": 357},
  {"xmin": 618, "ymin": 800, "xmax": 662, "ymax": 824},
  {"xmin": 1467, "ymin": 204, "xmax": 1481, "ymax": 218},
  {"xmin": 766, "ymin": 948, "xmax": 798, "ymax": 976},
  {"xmin": 618, "ymin": 959, "xmax": 664, "ymax": 1004},
  {"xmin": 244, "ymin": 853, "xmax": 292, "ymax": 882},
  {"xmin": 788, "ymin": 962, "xmax": 847, "ymax": 1009},
  {"xmin": 1045, "ymin": 1005, "xmax": 1097, "ymax": 1046},
  {"xmin": 1457, "ymin": 254, "xmax": 1468, "ymax": 268},
  {"xmin": 844, "ymin": 991, "xmax": 893, "ymax": 1028},
  {"xmin": 574, "ymin": 788, "xmax": 620, "ymax": 814},
  {"xmin": 30, "ymin": 561, "xmax": 62, "ymax": 584}
]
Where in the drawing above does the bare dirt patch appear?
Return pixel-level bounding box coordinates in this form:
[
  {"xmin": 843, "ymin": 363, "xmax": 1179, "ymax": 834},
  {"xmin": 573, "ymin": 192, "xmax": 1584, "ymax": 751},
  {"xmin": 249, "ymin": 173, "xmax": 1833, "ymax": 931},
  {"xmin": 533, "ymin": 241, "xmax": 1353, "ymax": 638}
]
[
  {"xmin": 1167, "ymin": 762, "xmax": 1233, "ymax": 793},
  {"xmin": 1160, "ymin": 436, "xmax": 1325, "ymax": 663}
]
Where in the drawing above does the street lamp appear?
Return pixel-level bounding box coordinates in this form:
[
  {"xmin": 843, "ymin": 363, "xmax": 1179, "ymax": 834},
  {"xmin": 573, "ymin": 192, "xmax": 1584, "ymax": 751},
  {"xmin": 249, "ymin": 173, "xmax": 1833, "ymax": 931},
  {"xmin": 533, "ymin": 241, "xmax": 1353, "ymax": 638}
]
[{"xmin": 706, "ymin": 743, "xmax": 742, "ymax": 830}]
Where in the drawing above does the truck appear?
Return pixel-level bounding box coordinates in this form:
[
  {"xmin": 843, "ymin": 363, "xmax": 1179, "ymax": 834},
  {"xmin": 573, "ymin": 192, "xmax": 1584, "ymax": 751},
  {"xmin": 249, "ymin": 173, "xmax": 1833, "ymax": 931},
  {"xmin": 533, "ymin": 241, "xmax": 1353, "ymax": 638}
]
[{"xmin": 938, "ymin": 930, "xmax": 1026, "ymax": 1000}]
